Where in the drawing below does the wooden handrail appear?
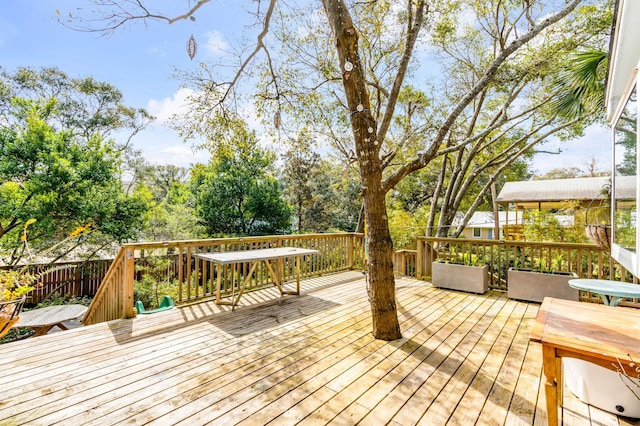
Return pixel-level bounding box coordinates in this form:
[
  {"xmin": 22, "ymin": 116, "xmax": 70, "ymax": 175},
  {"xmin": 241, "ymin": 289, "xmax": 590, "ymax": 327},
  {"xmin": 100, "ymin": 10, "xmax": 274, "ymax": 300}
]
[
  {"xmin": 82, "ymin": 247, "xmax": 132, "ymax": 325},
  {"xmin": 415, "ymin": 237, "xmax": 638, "ymax": 305},
  {"xmin": 394, "ymin": 249, "xmax": 416, "ymax": 277},
  {"xmin": 81, "ymin": 233, "xmax": 639, "ymax": 326},
  {"xmin": 83, "ymin": 233, "xmax": 365, "ymax": 326}
]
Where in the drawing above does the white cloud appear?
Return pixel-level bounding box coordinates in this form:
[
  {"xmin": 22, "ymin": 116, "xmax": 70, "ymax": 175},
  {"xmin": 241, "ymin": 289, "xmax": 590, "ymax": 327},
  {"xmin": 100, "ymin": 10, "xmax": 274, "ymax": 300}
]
[
  {"xmin": 147, "ymin": 88, "xmax": 195, "ymax": 125},
  {"xmin": 153, "ymin": 145, "xmax": 208, "ymax": 166},
  {"xmin": 147, "ymin": 47, "xmax": 166, "ymax": 57},
  {"xmin": 139, "ymin": 136, "xmax": 209, "ymax": 168},
  {"xmin": 163, "ymin": 145, "xmax": 194, "ymax": 155},
  {"xmin": 204, "ymin": 30, "xmax": 229, "ymax": 54},
  {"xmin": 531, "ymin": 125, "xmax": 612, "ymax": 176}
]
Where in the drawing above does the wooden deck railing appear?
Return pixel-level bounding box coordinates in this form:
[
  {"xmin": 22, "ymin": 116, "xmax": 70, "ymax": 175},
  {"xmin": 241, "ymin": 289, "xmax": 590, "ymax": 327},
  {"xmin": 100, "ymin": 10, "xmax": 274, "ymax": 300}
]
[
  {"xmin": 83, "ymin": 233, "xmax": 365, "ymax": 325},
  {"xmin": 82, "ymin": 232, "xmax": 640, "ymax": 326},
  {"xmin": 394, "ymin": 250, "xmax": 417, "ymax": 277},
  {"xmin": 415, "ymin": 237, "xmax": 637, "ymax": 305},
  {"xmin": 82, "ymin": 247, "xmax": 135, "ymax": 326}
]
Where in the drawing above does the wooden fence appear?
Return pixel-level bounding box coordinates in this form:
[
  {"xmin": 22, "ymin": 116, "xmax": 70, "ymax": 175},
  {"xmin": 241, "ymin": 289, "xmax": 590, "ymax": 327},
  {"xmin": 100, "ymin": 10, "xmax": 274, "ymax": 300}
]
[
  {"xmin": 0, "ymin": 259, "xmax": 112, "ymax": 305},
  {"xmin": 83, "ymin": 233, "xmax": 365, "ymax": 325}
]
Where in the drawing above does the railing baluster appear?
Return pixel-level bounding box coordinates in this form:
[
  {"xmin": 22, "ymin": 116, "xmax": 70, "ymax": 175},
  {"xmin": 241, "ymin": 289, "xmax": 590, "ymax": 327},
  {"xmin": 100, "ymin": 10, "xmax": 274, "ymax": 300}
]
[{"xmin": 416, "ymin": 237, "xmax": 627, "ymax": 293}]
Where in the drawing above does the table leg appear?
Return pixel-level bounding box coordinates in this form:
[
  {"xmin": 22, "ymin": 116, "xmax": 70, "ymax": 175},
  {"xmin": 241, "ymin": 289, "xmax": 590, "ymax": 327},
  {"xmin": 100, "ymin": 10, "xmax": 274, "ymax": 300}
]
[
  {"xmin": 556, "ymin": 356, "xmax": 563, "ymax": 405},
  {"xmin": 264, "ymin": 260, "xmax": 284, "ymax": 293},
  {"xmin": 232, "ymin": 261, "xmax": 259, "ymax": 310},
  {"xmin": 32, "ymin": 325, "xmax": 54, "ymax": 337},
  {"xmin": 296, "ymin": 255, "xmax": 301, "ymax": 294},
  {"xmin": 215, "ymin": 263, "xmax": 232, "ymax": 306},
  {"xmin": 599, "ymin": 294, "xmax": 611, "ymax": 306},
  {"xmin": 232, "ymin": 263, "xmax": 236, "ymax": 305},
  {"xmin": 215, "ymin": 263, "xmax": 222, "ymax": 303},
  {"xmin": 542, "ymin": 344, "xmax": 560, "ymax": 426},
  {"xmin": 276, "ymin": 258, "xmax": 284, "ymax": 286}
]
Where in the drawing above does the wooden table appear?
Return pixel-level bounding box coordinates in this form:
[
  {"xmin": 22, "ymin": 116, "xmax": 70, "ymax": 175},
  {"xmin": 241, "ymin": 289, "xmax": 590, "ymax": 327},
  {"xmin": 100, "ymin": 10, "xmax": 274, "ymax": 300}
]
[
  {"xmin": 14, "ymin": 305, "xmax": 88, "ymax": 336},
  {"xmin": 194, "ymin": 247, "xmax": 319, "ymax": 310},
  {"xmin": 530, "ymin": 297, "xmax": 640, "ymax": 426},
  {"xmin": 569, "ymin": 278, "xmax": 640, "ymax": 306}
]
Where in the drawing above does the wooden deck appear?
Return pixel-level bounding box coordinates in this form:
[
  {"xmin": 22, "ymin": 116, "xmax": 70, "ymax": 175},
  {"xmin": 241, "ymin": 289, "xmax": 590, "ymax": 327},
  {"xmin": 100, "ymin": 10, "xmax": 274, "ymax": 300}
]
[{"xmin": 1, "ymin": 271, "xmax": 639, "ymax": 425}]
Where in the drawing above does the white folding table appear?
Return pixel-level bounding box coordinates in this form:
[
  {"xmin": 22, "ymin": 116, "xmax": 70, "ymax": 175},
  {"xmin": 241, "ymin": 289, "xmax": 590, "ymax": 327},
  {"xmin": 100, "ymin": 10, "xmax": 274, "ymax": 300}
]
[{"xmin": 194, "ymin": 247, "xmax": 318, "ymax": 309}]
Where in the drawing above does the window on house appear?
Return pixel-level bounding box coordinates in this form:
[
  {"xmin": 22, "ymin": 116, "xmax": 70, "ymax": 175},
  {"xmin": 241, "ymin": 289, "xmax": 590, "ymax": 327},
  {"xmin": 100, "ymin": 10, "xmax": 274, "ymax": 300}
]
[
  {"xmin": 613, "ymin": 82, "xmax": 637, "ymax": 253},
  {"xmin": 488, "ymin": 229, "xmax": 493, "ymax": 240},
  {"xmin": 473, "ymin": 228, "xmax": 481, "ymax": 238}
]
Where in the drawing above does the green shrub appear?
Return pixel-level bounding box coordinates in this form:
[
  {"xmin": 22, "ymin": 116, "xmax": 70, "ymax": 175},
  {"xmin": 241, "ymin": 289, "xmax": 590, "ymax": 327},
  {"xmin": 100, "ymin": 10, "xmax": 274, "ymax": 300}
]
[{"xmin": 134, "ymin": 253, "xmax": 179, "ymax": 309}]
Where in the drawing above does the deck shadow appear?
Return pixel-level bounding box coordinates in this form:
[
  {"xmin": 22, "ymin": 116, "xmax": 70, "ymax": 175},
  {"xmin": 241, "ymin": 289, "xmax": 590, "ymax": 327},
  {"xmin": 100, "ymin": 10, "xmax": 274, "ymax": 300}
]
[
  {"xmin": 107, "ymin": 293, "xmax": 340, "ymax": 344},
  {"xmin": 205, "ymin": 295, "xmax": 341, "ymax": 337}
]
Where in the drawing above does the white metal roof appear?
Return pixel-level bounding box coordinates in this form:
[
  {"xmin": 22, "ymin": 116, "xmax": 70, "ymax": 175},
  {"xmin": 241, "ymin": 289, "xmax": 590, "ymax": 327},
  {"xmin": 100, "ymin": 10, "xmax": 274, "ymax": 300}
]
[
  {"xmin": 496, "ymin": 176, "xmax": 635, "ymax": 203},
  {"xmin": 452, "ymin": 212, "xmax": 518, "ymax": 229}
]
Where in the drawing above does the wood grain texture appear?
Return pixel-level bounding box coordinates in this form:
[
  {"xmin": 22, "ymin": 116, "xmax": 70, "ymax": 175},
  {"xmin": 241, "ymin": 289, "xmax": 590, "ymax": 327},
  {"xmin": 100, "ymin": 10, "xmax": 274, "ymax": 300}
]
[{"xmin": 0, "ymin": 271, "xmax": 637, "ymax": 426}]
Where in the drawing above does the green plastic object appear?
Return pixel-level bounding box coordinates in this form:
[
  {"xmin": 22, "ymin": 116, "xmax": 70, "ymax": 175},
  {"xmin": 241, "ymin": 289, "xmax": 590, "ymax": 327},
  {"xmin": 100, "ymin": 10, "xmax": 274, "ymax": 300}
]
[{"xmin": 135, "ymin": 296, "xmax": 175, "ymax": 315}]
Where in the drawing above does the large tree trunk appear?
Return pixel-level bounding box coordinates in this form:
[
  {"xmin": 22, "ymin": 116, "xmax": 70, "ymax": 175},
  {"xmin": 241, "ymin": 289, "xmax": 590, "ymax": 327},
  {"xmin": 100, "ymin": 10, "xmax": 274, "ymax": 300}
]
[
  {"xmin": 363, "ymin": 171, "xmax": 401, "ymax": 340},
  {"xmin": 322, "ymin": 0, "xmax": 401, "ymax": 340}
]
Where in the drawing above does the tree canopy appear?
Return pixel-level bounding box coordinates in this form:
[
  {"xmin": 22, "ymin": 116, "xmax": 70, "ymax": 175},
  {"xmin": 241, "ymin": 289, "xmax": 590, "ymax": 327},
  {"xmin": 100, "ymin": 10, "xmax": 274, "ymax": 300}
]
[
  {"xmin": 0, "ymin": 67, "xmax": 152, "ymax": 265},
  {"xmin": 191, "ymin": 118, "xmax": 291, "ymax": 236}
]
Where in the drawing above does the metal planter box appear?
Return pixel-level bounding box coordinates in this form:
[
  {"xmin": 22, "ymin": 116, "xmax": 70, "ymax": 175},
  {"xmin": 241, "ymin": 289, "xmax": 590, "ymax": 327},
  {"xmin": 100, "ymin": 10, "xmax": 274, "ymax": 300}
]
[
  {"xmin": 431, "ymin": 262, "xmax": 488, "ymax": 294},
  {"xmin": 507, "ymin": 268, "xmax": 578, "ymax": 303}
]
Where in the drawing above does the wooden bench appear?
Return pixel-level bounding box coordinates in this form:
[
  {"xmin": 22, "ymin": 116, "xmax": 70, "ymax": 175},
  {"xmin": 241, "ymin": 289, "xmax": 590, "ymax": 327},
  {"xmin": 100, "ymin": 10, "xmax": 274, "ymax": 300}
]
[{"xmin": 14, "ymin": 305, "xmax": 87, "ymax": 336}]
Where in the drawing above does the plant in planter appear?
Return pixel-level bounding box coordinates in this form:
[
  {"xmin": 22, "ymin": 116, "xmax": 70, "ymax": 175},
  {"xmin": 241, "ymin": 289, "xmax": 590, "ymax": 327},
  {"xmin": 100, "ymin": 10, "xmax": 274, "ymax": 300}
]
[
  {"xmin": 0, "ymin": 270, "xmax": 35, "ymax": 338},
  {"xmin": 507, "ymin": 257, "xmax": 578, "ymax": 303},
  {"xmin": 584, "ymin": 182, "xmax": 611, "ymax": 249},
  {"xmin": 432, "ymin": 252, "xmax": 488, "ymax": 294}
]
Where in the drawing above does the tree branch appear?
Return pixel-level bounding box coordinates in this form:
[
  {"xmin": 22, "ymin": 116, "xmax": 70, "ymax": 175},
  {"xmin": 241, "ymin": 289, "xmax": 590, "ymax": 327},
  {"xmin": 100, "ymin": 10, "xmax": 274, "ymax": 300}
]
[
  {"xmin": 376, "ymin": 0, "xmax": 427, "ymax": 145},
  {"xmin": 382, "ymin": 0, "xmax": 582, "ymax": 192}
]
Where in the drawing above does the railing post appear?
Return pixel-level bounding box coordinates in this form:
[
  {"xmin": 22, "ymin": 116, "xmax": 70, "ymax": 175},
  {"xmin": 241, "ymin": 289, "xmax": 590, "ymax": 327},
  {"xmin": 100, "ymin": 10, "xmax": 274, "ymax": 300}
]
[
  {"xmin": 123, "ymin": 246, "xmax": 135, "ymax": 319},
  {"xmin": 394, "ymin": 250, "xmax": 406, "ymax": 276},
  {"xmin": 276, "ymin": 237, "xmax": 284, "ymax": 282},
  {"xmin": 347, "ymin": 234, "xmax": 355, "ymax": 270},
  {"xmin": 416, "ymin": 240, "xmax": 422, "ymax": 279}
]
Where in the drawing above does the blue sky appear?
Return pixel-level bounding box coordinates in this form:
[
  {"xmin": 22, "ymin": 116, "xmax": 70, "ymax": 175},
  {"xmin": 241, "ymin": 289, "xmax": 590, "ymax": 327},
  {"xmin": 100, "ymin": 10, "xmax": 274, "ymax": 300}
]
[
  {"xmin": 1, "ymin": 1, "xmax": 612, "ymax": 175},
  {"xmin": 1, "ymin": 0, "xmax": 250, "ymax": 166}
]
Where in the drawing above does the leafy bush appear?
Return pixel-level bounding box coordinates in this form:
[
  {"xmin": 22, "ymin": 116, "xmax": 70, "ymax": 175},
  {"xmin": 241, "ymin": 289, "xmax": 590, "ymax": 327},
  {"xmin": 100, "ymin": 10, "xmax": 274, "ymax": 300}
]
[
  {"xmin": 36, "ymin": 292, "xmax": 92, "ymax": 308},
  {"xmin": 134, "ymin": 252, "xmax": 179, "ymax": 310}
]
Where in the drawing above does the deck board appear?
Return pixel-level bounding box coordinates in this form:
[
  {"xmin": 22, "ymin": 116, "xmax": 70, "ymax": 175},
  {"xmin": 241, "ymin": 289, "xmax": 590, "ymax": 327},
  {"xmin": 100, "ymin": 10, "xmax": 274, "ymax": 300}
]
[
  {"xmin": 474, "ymin": 304, "xmax": 538, "ymax": 425},
  {"xmin": 299, "ymin": 292, "xmax": 475, "ymax": 425},
  {"xmin": 344, "ymin": 292, "xmax": 502, "ymax": 424},
  {"xmin": 504, "ymin": 318, "xmax": 544, "ymax": 426},
  {"xmin": 231, "ymin": 289, "xmax": 450, "ymax": 426},
  {"xmin": 342, "ymin": 295, "xmax": 500, "ymax": 425},
  {"xmin": 0, "ymin": 271, "xmax": 636, "ymax": 425}
]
